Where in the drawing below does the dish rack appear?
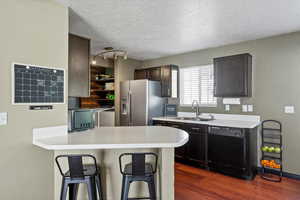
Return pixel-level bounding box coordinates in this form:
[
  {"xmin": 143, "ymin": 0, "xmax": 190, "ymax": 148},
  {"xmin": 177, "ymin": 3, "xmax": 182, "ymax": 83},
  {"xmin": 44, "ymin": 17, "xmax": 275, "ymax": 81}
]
[{"xmin": 260, "ymin": 120, "xmax": 283, "ymax": 182}]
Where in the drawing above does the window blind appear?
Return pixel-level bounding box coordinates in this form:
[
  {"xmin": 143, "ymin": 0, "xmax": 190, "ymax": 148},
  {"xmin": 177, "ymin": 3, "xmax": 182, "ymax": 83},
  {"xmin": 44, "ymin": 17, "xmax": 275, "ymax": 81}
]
[{"xmin": 180, "ymin": 65, "xmax": 217, "ymax": 107}]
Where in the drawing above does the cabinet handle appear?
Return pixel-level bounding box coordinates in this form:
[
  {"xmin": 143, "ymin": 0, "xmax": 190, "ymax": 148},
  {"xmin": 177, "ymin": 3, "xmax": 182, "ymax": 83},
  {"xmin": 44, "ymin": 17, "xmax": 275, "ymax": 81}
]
[
  {"xmin": 191, "ymin": 127, "xmax": 201, "ymax": 131},
  {"xmin": 171, "ymin": 125, "xmax": 180, "ymax": 128}
]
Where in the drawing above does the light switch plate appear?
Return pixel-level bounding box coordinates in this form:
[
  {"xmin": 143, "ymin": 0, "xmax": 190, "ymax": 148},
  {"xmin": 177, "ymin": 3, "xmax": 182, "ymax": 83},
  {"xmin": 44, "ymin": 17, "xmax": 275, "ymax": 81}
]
[
  {"xmin": 0, "ymin": 112, "xmax": 7, "ymax": 126},
  {"xmin": 242, "ymin": 105, "xmax": 248, "ymax": 112},
  {"xmin": 248, "ymin": 105, "xmax": 253, "ymax": 112},
  {"xmin": 284, "ymin": 106, "xmax": 295, "ymax": 114},
  {"xmin": 225, "ymin": 105, "xmax": 230, "ymax": 111}
]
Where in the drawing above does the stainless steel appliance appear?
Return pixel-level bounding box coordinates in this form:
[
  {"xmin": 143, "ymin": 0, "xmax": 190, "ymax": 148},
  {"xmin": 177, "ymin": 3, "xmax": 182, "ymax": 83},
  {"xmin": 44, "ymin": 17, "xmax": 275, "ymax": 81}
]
[
  {"xmin": 68, "ymin": 109, "xmax": 95, "ymax": 132},
  {"xmin": 98, "ymin": 109, "xmax": 115, "ymax": 127},
  {"xmin": 120, "ymin": 80, "xmax": 166, "ymax": 126}
]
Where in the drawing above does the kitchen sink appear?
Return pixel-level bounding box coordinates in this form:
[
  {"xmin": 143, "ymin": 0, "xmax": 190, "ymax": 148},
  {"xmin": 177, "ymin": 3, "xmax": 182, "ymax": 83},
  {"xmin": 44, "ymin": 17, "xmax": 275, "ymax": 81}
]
[{"xmin": 173, "ymin": 117, "xmax": 196, "ymax": 120}]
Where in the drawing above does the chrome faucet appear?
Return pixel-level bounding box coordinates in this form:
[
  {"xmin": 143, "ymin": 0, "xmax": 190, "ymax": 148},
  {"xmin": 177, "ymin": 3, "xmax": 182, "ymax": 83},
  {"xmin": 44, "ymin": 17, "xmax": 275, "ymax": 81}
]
[{"xmin": 192, "ymin": 100, "xmax": 201, "ymax": 118}]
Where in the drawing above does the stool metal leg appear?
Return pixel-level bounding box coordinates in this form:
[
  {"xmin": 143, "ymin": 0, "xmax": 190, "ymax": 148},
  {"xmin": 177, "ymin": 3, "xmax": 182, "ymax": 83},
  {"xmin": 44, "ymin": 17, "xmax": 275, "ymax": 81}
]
[
  {"xmin": 69, "ymin": 183, "xmax": 79, "ymax": 200},
  {"xmin": 147, "ymin": 176, "xmax": 156, "ymax": 200},
  {"xmin": 60, "ymin": 178, "xmax": 68, "ymax": 200},
  {"xmin": 121, "ymin": 176, "xmax": 131, "ymax": 200},
  {"xmin": 73, "ymin": 184, "xmax": 79, "ymax": 199},
  {"xmin": 87, "ymin": 177, "xmax": 97, "ymax": 200},
  {"xmin": 95, "ymin": 174, "xmax": 104, "ymax": 200}
]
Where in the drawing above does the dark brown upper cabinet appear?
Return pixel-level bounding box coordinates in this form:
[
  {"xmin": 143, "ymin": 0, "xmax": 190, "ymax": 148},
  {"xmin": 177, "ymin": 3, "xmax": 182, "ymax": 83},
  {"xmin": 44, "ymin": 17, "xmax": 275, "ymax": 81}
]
[
  {"xmin": 148, "ymin": 67, "xmax": 161, "ymax": 81},
  {"xmin": 134, "ymin": 65, "xmax": 179, "ymax": 98},
  {"xmin": 214, "ymin": 53, "xmax": 252, "ymax": 97},
  {"xmin": 134, "ymin": 69, "xmax": 148, "ymax": 80},
  {"xmin": 68, "ymin": 34, "xmax": 90, "ymax": 97},
  {"xmin": 134, "ymin": 67, "xmax": 161, "ymax": 81},
  {"xmin": 161, "ymin": 65, "xmax": 179, "ymax": 98}
]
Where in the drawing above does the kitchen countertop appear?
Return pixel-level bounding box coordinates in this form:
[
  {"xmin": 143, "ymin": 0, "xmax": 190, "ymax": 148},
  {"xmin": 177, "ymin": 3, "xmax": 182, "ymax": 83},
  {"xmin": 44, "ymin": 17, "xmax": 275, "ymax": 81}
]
[
  {"xmin": 33, "ymin": 126, "xmax": 189, "ymax": 150},
  {"xmin": 153, "ymin": 114, "xmax": 261, "ymax": 129}
]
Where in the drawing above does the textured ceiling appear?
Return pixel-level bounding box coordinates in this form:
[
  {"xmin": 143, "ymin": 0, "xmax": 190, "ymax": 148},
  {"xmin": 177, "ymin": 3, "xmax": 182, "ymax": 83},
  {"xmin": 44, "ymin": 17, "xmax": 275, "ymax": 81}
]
[{"xmin": 57, "ymin": 0, "xmax": 300, "ymax": 60}]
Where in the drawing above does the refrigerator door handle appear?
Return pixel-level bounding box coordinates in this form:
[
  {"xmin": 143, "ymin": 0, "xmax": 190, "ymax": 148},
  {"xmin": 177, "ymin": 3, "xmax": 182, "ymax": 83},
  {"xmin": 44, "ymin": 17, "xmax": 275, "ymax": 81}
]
[
  {"xmin": 129, "ymin": 91, "xmax": 132, "ymax": 125},
  {"xmin": 98, "ymin": 111, "xmax": 101, "ymax": 128}
]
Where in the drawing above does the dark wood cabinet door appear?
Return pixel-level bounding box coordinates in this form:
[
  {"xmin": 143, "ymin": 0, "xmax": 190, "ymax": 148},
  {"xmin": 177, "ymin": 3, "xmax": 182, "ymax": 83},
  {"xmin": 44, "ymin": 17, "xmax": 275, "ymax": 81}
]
[
  {"xmin": 186, "ymin": 126, "xmax": 206, "ymax": 163},
  {"xmin": 168, "ymin": 123, "xmax": 185, "ymax": 159},
  {"xmin": 214, "ymin": 53, "xmax": 252, "ymax": 97},
  {"xmin": 153, "ymin": 121, "xmax": 207, "ymax": 165},
  {"xmin": 148, "ymin": 67, "xmax": 161, "ymax": 81},
  {"xmin": 165, "ymin": 122, "xmax": 187, "ymax": 159},
  {"xmin": 68, "ymin": 34, "xmax": 90, "ymax": 97},
  {"xmin": 152, "ymin": 120, "xmax": 167, "ymax": 126},
  {"xmin": 161, "ymin": 65, "xmax": 179, "ymax": 98},
  {"xmin": 153, "ymin": 120, "xmax": 186, "ymax": 158},
  {"xmin": 134, "ymin": 69, "xmax": 148, "ymax": 80},
  {"xmin": 161, "ymin": 65, "xmax": 171, "ymax": 97}
]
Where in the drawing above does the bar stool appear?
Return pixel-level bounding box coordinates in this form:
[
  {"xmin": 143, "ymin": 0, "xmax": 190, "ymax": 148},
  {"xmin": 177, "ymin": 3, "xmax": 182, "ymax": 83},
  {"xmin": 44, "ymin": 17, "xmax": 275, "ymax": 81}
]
[
  {"xmin": 55, "ymin": 154, "xmax": 103, "ymax": 200},
  {"xmin": 119, "ymin": 153, "xmax": 158, "ymax": 200}
]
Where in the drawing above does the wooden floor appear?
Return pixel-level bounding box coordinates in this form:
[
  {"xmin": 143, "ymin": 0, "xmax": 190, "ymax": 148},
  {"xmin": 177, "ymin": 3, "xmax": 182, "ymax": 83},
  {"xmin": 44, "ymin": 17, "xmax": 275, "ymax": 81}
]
[{"xmin": 175, "ymin": 163, "xmax": 300, "ymax": 200}]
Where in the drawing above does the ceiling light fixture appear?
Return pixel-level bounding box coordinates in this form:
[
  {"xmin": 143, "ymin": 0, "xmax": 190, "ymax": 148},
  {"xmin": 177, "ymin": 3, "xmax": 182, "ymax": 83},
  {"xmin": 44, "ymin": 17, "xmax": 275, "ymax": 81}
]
[
  {"xmin": 95, "ymin": 47, "xmax": 128, "ymax": 60},
  {"xmin": 91, "ymin": 56, "xmax": 97, "ymax": 65}
]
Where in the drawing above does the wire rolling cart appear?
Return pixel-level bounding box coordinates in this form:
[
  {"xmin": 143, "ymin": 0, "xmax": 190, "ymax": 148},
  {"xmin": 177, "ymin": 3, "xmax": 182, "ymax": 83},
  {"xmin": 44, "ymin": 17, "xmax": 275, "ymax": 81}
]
[{"xmin": 260, "ymin": 120, "xmax": 283, "ymax": 182}]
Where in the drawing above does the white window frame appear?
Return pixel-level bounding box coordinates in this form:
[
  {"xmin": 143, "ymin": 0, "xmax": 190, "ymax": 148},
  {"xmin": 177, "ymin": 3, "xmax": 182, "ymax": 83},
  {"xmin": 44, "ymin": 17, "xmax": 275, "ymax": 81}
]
[{"xmin": 179, "ymin": 65, "xmax": 217, "ymax": 107}]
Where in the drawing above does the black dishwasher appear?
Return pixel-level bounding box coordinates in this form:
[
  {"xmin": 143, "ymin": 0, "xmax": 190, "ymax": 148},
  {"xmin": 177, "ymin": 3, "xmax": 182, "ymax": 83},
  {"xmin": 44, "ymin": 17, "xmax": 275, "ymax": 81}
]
[{"xmin": 208, "ymin": 126, "xmax": 255, "ymax": 179}]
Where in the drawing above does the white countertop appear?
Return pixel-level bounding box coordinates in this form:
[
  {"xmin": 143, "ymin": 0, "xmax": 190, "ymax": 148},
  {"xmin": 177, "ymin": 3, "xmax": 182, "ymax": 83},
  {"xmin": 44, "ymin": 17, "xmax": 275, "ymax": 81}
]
[
  {"xmin": 153, "ymin": 113, "xmax": 261, "ymax": 129},
  {"xmin": 33, "ymin": 126, "xmax": 189, "ymax": 150}
]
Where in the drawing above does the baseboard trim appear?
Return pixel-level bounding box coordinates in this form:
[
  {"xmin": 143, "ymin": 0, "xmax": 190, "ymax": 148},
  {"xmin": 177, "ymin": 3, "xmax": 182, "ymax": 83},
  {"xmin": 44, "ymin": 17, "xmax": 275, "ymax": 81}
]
[{"xmin": 257, "ymin": 167, "xmax": 300, "ymax": 180}]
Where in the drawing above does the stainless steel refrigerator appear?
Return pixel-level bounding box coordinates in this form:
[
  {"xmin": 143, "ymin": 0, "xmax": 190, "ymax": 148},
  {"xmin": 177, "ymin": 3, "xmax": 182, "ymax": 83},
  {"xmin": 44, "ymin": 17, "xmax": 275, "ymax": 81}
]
[{"xmin": 120, "ymin": 79, "xmax": 166, "ymax": 126}]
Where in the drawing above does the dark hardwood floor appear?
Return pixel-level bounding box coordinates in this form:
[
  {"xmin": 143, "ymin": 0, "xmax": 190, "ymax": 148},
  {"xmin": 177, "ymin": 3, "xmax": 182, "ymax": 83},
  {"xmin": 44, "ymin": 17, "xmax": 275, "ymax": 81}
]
[{"xmin": 175, "ymin": 163, "xmax": 300, "ymax": 200}]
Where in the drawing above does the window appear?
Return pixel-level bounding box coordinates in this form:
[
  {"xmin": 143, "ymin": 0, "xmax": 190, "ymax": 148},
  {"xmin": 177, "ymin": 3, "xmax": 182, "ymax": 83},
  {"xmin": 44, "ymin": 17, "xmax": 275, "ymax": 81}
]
[
  {"xmin": 171, "ymin": 69, "xmax": 178, "ymax": 98},
  {"xmin": 180, "ymin": 65, "xmax": 217, "ymax": 107}
]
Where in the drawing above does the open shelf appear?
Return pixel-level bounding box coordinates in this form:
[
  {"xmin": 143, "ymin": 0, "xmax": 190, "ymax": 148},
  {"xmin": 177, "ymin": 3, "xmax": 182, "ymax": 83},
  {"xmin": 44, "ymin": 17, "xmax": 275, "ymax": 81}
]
[
  {"xmin": 260, "ymin": 172, "xmax": 282, "ymax": 182},
  {"xmin": 91, "ymin": 89, "xmax": 114, "ymax": 92},
  {"xmin": 262, "ymin": 141, "xmax": 281, "ymax": 145},
  {"xmin": 263, "ymin": 133, "xmax": 282, "ymax": 139},
  {"xmin": 94, "ymin": 99, "xmax": 114, "ymax": 101},
  {"xmin": 262, "ymin": 155, "xmax": 281, "ymax": 160},
  {"xmin": 91, "ymin": 78, "xmax": 115, "ymax": 82},
  {"xmin": 263, "ymin": 128, "xmax": 281, "ymax": 132},
  {"xmin": 260, "ymin": 120, "xmax": 283, "ymax": 182},
  {"xmin": 80, "ymin": 65, "xmax": 115, "ymax": 108}
]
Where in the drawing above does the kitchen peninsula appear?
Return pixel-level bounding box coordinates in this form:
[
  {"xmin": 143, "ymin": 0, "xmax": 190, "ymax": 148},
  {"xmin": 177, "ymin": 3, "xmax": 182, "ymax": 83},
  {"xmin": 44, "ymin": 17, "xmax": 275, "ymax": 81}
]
[{"xmin": 33, "ymin": 126, "xmax": 189, "ymax": 200}]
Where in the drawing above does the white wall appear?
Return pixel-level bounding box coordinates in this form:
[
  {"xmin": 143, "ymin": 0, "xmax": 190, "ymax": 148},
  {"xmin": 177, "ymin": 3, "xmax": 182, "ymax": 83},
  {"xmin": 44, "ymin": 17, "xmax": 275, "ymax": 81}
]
[{"xmin": 0, "ymin": 0, "xmax": 68, "ymax": 199}]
